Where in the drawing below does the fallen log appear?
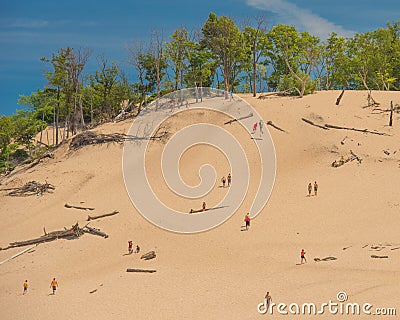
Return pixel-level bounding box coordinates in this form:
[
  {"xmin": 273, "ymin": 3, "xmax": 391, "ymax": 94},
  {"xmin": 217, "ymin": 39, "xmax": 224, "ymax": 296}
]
[
  {"xmin": 126, "ymin": 269, "xmax": 156, "ymax": 273},
  {"xmin": 141, "ymin": 251, "xmax": 156, "ymax": 260},
  {"xmin": 314, "ymin": 256, "xmax": 337, "ymax": 262},
  {"xmin": 26, "ymin": 153, "xmax": 54, "ymax": 169},
  {"xmin": 87, "ymin": 210, "xmax": 119, "ymax": 221},
  {"xmin": 83, "ymin": 226, "xmax": 109, "ymax": 238},
  {"xmin": 69, "ymin": 131, "xmax": 169, "ymax": 150},
  {"xmin": 301, "ymin": 118, "xmax": 329, "ymax": 130},
  {"xmin": 371, "ymin": 255, "xmax": 388, "ymax": 259},
  {"xmin": 0, "ymin": 245, "xmax": 37, "ymax": 265},
  {"xmin": 325, "ymin": 124, "xmax": 389, "ymax": 136},
  {"xmin": 266, "ymin": 121, "xmax": 287, "ymax": 133},
  {"xmin": 389, "ymin": 101, "xmax": 393, "ymax": 126},
  {"xmin": 2, "ymin": 223, "xmax": 84, "ymax": 250},
  {"xmin": 2, "ymin": 181, "xmax": 55, "ymax": 197},
  {"xmin": 332, "ymin": 150, "xmax": 362, "ymax": 168},
  {"xmin": 65, "ymin": 203, "xmax": 95, "ymax": 211},
  {"xmin": 335, "ymin": 89, "xmax": 345, "ymax": 105},
  {"xmin": 258, "ymin": 88, "xmax": 296, "ymax": 99}
]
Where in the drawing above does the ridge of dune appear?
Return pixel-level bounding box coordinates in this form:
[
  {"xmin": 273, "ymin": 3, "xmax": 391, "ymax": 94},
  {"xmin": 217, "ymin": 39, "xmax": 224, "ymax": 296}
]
[{"xmin": 0, "ymin": 90, "xmax": 399, "ymax": 319}]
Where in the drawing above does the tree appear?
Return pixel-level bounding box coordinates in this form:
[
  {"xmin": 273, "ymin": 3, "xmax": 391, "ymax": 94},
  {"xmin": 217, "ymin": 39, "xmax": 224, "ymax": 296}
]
[
  {"xmin": 201, "ymin": 13, "xmax": 244, "ymax": 94},
  {"xmin": 41, "ymin": 48, "xmax": 72, "ymax": 144},
  {"xmin": 65, "ymin": 47, "xmax": 92, "ymax": 134},
  {"xmin": 11, "ymin": 110, "xmax": 44, "ymax": 155},
  {"xmin": 243, "ymin": 16, "xmax": 269, "ymax": 96},
  {"xmin": 166, "ymin": 27, "xmax": 190, "ymax": 91},
  {"xmin": 185, "ymin": 32, "xmax": 215, "ymax": 101},
  {"xmin": 268, "ymin": 24, "xmax": 319, "ymax": 97},
  {"xmin": 93, "ymin": 55, "xmax": 120, "ymax": 119}
]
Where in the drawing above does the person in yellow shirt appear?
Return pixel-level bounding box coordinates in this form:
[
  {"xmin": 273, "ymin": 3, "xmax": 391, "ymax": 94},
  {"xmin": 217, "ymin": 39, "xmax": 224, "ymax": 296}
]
[
  {"xmin": 50, "ymin": 278, "xmax": 58, "ymax": 295},
  {"xmin": 23, "ymin": 280, "xmax": 28, "ymax": 295}
]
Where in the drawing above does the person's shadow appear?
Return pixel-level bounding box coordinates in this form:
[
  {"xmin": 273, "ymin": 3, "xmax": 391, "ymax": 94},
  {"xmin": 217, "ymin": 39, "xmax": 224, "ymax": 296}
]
[{"xmin": 122, "ymin": 252, "xmax": 133, "ymax": 256}]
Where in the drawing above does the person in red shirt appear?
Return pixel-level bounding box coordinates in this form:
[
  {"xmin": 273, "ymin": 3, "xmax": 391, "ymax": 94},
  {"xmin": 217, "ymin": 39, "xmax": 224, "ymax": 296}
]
[
  {"xmin": 128, "ymin": 241, "xmax": 133, "ymax": 254},
  {"xmin": 301, "ymin": 249, "xmax": 307, "ymax": 264},
  {"xmin": 244, "ymin": 213, "xmax": 251, "ymax": 230}
]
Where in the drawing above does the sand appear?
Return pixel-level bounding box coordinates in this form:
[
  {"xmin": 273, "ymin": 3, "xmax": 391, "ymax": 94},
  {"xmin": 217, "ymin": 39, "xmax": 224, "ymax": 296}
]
[{"xmin": 0, "ymin": 90, "xmax": 399, "ymax": 319}]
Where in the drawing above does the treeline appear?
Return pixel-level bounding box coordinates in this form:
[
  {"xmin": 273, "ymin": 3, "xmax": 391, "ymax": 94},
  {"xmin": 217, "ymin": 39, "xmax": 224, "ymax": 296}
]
[{"xmin": 0, "ymin": 13, "xmax": 399, "ymax": 172}]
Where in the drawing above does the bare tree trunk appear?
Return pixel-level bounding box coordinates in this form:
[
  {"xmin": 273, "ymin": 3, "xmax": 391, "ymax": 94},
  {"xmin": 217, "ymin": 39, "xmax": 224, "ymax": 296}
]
[
  {"xmin": 39, "ymin": 108, "xmax": 44, "ymax": 146},
  {"xmin": 253, "ymin": 50, "xmax": 257, "ymax": 97},
  {"xmin": 55, "ymin": 86, "xmax": 60, "ymax": 145},
  {"xmin": 389, "ymin": 101, "xmax": 393, "ymax": 126},
  {"xmin": 79, "ymin": 93, "xmax": 85, "ymax": 130}
]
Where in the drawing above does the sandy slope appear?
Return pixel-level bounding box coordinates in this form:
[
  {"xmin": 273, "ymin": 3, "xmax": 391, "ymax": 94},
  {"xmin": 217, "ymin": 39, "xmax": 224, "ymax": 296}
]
[{"xmin": 0, "ymin": 90, "xmax": 399, "ymax": 319}]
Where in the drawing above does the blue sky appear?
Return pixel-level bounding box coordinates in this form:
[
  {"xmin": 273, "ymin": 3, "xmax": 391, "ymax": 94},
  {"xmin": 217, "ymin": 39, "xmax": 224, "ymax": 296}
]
[{"xmin": 0, "ymin": 0, "xmax": 399, "ymax": 115}]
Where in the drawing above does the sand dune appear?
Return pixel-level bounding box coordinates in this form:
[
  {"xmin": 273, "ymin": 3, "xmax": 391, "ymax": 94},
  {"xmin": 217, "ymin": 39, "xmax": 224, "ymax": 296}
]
[{"xmin": 1, "ymin": 90, "xmax": 399, "ymax": 319}]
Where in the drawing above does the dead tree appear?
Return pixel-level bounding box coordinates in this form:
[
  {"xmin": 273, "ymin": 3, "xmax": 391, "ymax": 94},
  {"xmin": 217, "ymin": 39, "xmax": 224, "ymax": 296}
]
[
  {"xmin": 324, "ymin": 124, "xmax": 389, "ymax": 136},
  {"xmin": 65, "ymin": 203, "xmax": 95, "ymax": 211},
  {"xmin": 140, "ymin": 251, "xmax": 156, "ymax": 260},
  {"xmin": 83, "ymin": 225, "xmax": 109, "ymax": 238},
  {"xmin": 126, "ymin": 269, "xmax": 156, "ymax": 273},
  {"xmin": 367, "ymin": 90, "xmax": 380, "ymax": 107},
  {"xmin": 301, "ymin": 118, "xmax": 329, "ymax": 130},
  {"xmin": 87, "ymin": 210, "xmax": 119, "ymax": 221},
  {"xmin": 335, "ymin": 90, "xmax": 345, "ymax": 105},
  {"xmin": 2, "ymin": 223, "xmax": 84, "ymax": 250},
  {"xmin": 389, "ymin": 101, "xmax": 393, "ymax": 126},
  {"xmin": 1, "ymin": 181, "xmax": 55, "ymax": 197}
]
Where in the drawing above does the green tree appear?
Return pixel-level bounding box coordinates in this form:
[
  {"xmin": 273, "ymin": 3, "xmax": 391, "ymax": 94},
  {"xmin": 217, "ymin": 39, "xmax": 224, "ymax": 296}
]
[
  {"xmin": 267, "ymin": 24, "xmax": 319, "ymax": 97},
  {"xmin": 166, "ymin": 27, "xmax": 190, "ymax": 90},
  {"xmin": 201, "ymin": 13, "xmax": 244, "ymax": 94}
]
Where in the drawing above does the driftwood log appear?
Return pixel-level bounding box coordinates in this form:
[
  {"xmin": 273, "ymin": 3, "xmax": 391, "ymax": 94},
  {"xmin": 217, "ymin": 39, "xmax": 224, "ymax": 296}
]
[
  {"xmin": 87, "ymin": 210, "xmax": 119, "ymax": 221},
  {"xmin": 1, "ymin": 181, "xmax": 55, "ymax": 197},
  {"xmin": 190, "ymin": 208, "xmax": 210, "ymax": 213},
  {"xmin": 371, "ymin": 255, "xmax": 388, "ymax": 259},
  {"xmin": 301, "ymin": 118, "xmax": 329, "ymax": 130},
  {"xmin": 332, "ymin": 150, "xmax": 362, "ymax": 168},
  {"xmin": 314, "ymin": 256, "xmax": 337, "ymax": 262},
  {"xmin": 258, "ymin": 89, "xmax": 296, "ymax": 99},
  {"xmin": 65, "ymin": 203, "xmax": 95, "ymax": 211},
  {"xmin": 140, "ymin": 251, "xmax": 156, "ymax": 260},
  {"xmin": 70, "ymin": 130, "xmax": 169, "ymax": 150},
  {"xmin": 83, "ymin": 225, "xmax": 108, "ymax": 238},
  {"xmin": 336, "ymin": 90, "xmax": 345, "ymax": 105},
  {"xmin": 324, "ymin": 124, "xmax": 389, "ymax": 136},
  {"xmin": 2, "ymin": 223, "xmax": 84, "ymax": 250},
  {"xmin": 126, "ymin": 269, "xmax": 156, "ymax": 273},
  {"xmin": 26, "ymin": 153, "xmax": 54, "ymax": 170}
]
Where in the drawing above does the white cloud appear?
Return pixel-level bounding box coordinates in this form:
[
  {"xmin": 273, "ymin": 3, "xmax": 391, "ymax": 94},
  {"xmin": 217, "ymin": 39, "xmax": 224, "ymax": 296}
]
[
  {"xmin": 9, "ymin": 19, "xmax": 49, "ymax": 28},
  {"xmin": 246, "ymin": 0, "xmax": 355, "ymax": 39}
]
